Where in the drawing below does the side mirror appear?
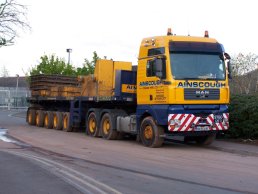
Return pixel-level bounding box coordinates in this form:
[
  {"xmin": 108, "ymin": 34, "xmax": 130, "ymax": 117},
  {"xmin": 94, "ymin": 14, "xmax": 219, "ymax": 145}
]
[
  {"xmin": 155, "ymin": 58, "xmax": 163, "ymax": 78},
  {"xmin": 219, "ymin": 53, "xmax": 232, "ymax": 79},
  {"xmin": 224, "ymin": 52, "xmax": 231, "ymax": 60},
  {"xmin": 223, "ymin": 53, "xmax": 232, "ymax": 79}
]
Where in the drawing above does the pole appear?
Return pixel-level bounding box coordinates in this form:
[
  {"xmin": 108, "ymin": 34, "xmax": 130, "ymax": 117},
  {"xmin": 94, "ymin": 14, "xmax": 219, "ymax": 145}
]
[
  {"xmin": 66, "ymin": 48, "xmax": 72, "ymax": 64},
  {"xmin": 68, "ymin": 52, "xmax": 71, "ymax": 64},
  {"xmin": 15, "ymin": 74, "xmax": 19, "ymax": 108}
]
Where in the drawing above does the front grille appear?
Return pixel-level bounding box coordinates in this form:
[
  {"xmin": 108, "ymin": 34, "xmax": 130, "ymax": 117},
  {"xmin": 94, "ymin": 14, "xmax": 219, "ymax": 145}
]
[{"xmin": 184, "ymin": 89, "xmax": 220, "ymax": 100}]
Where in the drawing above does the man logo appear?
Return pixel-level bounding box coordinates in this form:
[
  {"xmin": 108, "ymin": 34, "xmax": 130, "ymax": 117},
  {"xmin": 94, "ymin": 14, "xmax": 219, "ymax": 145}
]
[{"xmin": 196, "ymin": 90, "xmax": 209, "ymax": 98}]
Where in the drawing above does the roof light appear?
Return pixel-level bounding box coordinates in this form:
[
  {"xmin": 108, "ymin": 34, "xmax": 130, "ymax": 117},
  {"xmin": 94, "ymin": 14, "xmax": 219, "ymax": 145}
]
[
  {"xmin": 151, "ymin": 38, "xmax": 156, "ymax": 46},
  {"xmin": 167, "ymin": 28, "xmax": 172, "ymax": 36},
  {"xmin": 204, "ymin": 30, "xmax": 209, "ymax": 38}
]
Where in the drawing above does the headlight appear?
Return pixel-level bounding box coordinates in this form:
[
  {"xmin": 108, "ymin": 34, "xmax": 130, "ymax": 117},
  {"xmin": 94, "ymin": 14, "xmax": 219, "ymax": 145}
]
[{"xmin": 169, "ymin": 119, "xmax": 181, "ymax": 126}]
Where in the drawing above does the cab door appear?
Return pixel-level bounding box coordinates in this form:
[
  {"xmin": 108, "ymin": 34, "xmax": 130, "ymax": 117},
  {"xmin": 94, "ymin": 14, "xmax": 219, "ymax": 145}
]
[{"xmin": 137, "ymin": 57, "xmax": 168, "ymax": 105}]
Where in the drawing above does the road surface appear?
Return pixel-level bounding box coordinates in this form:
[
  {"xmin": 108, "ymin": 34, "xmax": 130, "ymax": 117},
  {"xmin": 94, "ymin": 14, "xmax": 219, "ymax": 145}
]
[{"xmin": 0, "ymin": 110, "xmax": 258, "ymax": 194}]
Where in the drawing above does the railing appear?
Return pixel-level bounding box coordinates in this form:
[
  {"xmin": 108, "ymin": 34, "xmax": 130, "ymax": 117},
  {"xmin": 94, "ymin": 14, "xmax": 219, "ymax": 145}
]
[{"xmin": 0, "ymin": 88, "xmax": 30, "ymax": 110}]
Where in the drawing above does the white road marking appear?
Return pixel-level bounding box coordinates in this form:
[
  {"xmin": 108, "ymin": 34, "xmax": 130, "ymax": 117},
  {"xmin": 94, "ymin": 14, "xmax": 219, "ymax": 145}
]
[
  {"xmin": 3, "ymin": 150, "xmax": 122, "ymax": 194},
  {"xmin": 0, "ymin": 128, "xmax": 17, "ymax": 143}
]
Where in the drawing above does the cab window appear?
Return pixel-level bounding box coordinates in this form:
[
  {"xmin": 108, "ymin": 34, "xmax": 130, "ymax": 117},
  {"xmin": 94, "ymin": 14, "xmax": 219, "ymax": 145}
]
[{"xmin": 146, "ymin": 58, "xmax": 166, "ymax": 79}]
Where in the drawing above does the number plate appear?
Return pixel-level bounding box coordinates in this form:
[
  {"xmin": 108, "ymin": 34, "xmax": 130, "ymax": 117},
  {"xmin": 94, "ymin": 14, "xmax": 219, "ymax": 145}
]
[
  {"xmin": 214, "ymin": 114, "xmax": 223, "ymax": 123},
  {"xmin": 194, "ymin": 126, "xmax": 210, "ymax": 131}
]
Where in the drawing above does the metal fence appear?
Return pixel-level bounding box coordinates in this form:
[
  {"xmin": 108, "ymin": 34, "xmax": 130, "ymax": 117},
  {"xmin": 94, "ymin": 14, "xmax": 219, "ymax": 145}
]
[{"xmin": 0, "ymin": 87, "xmax": 30, "ymax": 109}]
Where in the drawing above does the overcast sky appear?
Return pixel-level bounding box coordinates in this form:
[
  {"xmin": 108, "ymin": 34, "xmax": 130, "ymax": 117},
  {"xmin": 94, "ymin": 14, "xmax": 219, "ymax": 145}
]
[{"xmin": 0, "ymin": 0, "xmax": 257, "ymax": 76}]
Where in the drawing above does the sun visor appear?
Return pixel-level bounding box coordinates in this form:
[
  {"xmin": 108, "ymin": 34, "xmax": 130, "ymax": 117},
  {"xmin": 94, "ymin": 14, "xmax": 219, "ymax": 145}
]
[{"xmin": 169, "ymin": 42, "xmax": 223, "ymax": 53}]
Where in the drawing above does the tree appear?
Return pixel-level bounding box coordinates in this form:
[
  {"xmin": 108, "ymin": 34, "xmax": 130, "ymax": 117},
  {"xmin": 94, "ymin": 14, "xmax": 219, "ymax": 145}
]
[
  {"xmin": 29, "ymin": 52, "xmax": 101, "ymax": 76},
  {"xmin": 30, "ymin": 54, "xmax": 77, "ymax": 76},
  {"xmin": 76, "ymin": 51, "xmax": 100, "ymax": 75},
  {"xmin": 0, "ymin": 65, "xmax": 9, "ymax": 77},
  {"xmin": 230, "ymin": 53, "xmax": 258, "ymax": 94},
  {"xmin": 0, "ymin": 0, "xmax": 30, "ymax": 47},
  {"xmin": 231, "ymin": 53, "xmax": 258, "ymax": 76}
]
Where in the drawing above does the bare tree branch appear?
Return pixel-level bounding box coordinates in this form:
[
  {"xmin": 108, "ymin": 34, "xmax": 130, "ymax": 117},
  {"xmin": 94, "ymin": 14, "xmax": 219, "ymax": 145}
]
[
  {"xmin": 0, "ymin": 0, "xmax": 30, "ymax": 47},
  {"xmin": 230, "ymin": 53, "xmax": 258, "ymax": 94}
]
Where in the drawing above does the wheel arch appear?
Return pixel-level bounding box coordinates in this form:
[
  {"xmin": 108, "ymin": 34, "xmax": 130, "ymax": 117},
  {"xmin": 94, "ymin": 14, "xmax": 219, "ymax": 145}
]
[{"xmin": 137, "ymin": 105, "xmax": 169, "ymax": 130}]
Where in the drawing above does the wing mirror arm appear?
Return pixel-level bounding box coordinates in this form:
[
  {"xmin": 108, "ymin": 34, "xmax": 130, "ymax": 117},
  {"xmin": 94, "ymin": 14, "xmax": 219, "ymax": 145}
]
[{"xmin": 224, "ymin": 53, "xmax": 232, "ymax": 79}]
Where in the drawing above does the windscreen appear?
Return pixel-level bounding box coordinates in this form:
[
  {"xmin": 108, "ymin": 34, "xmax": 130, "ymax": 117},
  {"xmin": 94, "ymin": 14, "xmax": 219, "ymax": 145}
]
[{"xmin": 170, "ymin": 53, "xmax": 226, "ymax": 80}]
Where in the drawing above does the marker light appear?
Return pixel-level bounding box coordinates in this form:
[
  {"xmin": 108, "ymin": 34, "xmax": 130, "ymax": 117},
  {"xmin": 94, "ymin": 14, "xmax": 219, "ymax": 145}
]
[
  {"xmin": 167, "ymin": 28, "xmax": 172, "ymax": 36},
  {"xmin": 204, "ymin": 30, "xmax": 209, "ymax": 38}
]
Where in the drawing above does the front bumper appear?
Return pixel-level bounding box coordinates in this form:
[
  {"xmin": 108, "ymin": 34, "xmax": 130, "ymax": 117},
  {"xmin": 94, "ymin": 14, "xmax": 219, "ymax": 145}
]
[{"xmin": 167, "ymin": 105, "xmax": 229, "ymax": 132}]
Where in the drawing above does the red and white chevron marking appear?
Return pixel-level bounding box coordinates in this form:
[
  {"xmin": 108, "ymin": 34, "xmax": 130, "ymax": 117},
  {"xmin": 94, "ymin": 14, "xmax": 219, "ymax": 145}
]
[{"xmin": 168, "ymin": 113, "xmax": 229, "ymax": 132}]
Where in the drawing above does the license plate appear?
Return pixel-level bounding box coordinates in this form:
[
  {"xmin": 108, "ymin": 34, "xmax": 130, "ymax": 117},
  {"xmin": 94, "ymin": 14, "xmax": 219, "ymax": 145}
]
[{"xmin": 194, "ymin": 126, "xmax": 210, "ymax": 131}]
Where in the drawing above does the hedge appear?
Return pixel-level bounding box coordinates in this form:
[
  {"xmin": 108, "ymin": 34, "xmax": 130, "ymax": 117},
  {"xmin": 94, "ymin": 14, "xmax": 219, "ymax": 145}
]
[{"xmin": 227, "ymin": 94, "xmax": 258, "ymax": 139}]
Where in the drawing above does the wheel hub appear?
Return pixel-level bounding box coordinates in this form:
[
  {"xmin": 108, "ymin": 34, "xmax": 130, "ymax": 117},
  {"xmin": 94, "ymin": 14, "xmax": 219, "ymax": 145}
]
[
  {"xmin": 144, "ymin": 125, "xmax": 153, "ymax": 140},
  {"xmin": 103, "ymin": 119, "xmax": 110, "ymax": 134},
  {"xmin": 53, "ymin": 116, "xmax": 57, "ymax": 128},
  {"xmin": 45, "ymin": 116, "xmax": 49, "ymax": 126},
  {"xmin": 64, "ymin": 116, "xmax": 67, "ymax": 129},
  {"xmin": 89, "ymin": 118, "xmax": 96, "ymax": 133},
  {"xmin": 36, "ymin": 114, "xmax": 39, "ymax": 125}
]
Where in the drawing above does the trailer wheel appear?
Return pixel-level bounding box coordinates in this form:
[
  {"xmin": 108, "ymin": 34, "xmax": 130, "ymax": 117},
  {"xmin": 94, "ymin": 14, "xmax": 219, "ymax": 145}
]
[
  {"xmin": 44, "ymin": 111, "xmax": 53, "ymax": 129},
  {"xmin": 36, "ymin": 110, "xmax": 44, "ymax": 127},
  {"xmin": 195, "ymin": 134, "xmax": 216, "ymax": 145},
  {"xmin": 53, "ymin": 112, "xmax": 63, "ymax": 130},
  {"xmin": 63, "ymin": 112, "xmax": 72, "ymax": 132},
  {"xmin": 100, "ymin": 113, "xmax": 118, "ymax": 140},
  {"xmin": 86, "ymin": 112, "xmax": 99, "ymax": 137},
  {"xmin": 27, "ymin": 109, "xmax": 36, "ymax": 125},
  {"xmin": 140, "ymin": 116, "xmax": 164, "ymax": 148}
]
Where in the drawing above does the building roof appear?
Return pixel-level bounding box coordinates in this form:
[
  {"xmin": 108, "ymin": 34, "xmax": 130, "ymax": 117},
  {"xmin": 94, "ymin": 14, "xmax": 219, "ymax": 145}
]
[{"xmin": 0, "ymin": 76, "xmax": 29, "ymax": 87}]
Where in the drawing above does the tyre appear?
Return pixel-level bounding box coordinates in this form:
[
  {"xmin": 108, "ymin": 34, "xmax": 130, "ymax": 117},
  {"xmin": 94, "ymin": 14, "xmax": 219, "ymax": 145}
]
[
  {"xmin": 100, "ymin": 113, "xmax": 118, "ymax": 140},
  {"xmin": 86, "ymin": 112, "xmax": 99, "ymax": 137},
  {"xmin": 140, "ymin": 116, "xmax": 164, "ymax": 148},
  {"xmin": 36, "ymin": 110, "xmax": 44, "ymax": 127},
  {"xmin": 195, "ymin": 134, "xmax": 216, "ymax": 145},
  {"xmin": 63, "ymin": 112, "xmax": 72, "ymax": 132},
  {"xmin": 44, "ymin": 111, "xmax": 54, "ymax": 129},
  {"xmin": 27, "ymin": 109, "xmax": 36, "ymax": 125},
  {"xmin": 53, "ymin": 112, "xmax": 63, "ymax": 130}
]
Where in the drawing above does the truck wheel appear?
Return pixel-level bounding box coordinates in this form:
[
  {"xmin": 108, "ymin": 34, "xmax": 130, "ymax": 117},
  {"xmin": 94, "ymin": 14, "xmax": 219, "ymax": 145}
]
[
  {"xmin": 100, "ymin": 113, "xmax": 118, "ymax": 140},
  {"xmin": 44, "ymin": 111, "xmax": 53, "ymax": 129},
  {"xmin": 63, "ymin": 112, "xmax": 72, "ymax": 132},
  {"xmin": 36, "ymin": 110, "xmax": 44, "ymax": 127},
  {"xmin": 140, "ymin": 116, "xmax": 164, "ymax": 148},
  {"xmin": 195, "ymin": 134, "xmax": 216, "ymax": 145},
  {"xmin": 27, "ymin": 109, "xmax": 36, "ymax": 125},
  {"xmin": 86, "ymin": 112, "xmax": 99, "ymax": 137},
  {"xmin": 53, "ymin": 112, "xmax": 63, "ymax": 130}
]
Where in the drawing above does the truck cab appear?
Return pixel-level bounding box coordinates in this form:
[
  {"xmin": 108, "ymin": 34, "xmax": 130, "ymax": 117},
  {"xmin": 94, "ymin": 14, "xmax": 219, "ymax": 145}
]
[{"xmin": 136, "ymin": 30, "xmax": 231, "ymax": 147}]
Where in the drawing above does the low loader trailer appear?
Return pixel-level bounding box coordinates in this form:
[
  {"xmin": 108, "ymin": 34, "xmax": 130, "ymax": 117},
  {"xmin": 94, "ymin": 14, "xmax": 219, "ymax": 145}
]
[{"xmin": 27, "ymin": 29, "xmax": 231, "ymax": 147}]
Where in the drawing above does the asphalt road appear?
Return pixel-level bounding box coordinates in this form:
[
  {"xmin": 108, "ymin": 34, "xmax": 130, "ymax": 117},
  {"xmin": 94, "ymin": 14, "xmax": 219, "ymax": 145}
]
[
  {"xmin": 1, "ymin": 109, "xmax": 258, "ymax": 194},
  {"xmin": 0, "ymin": 151, "xmax": 81, "ymax": 194}
]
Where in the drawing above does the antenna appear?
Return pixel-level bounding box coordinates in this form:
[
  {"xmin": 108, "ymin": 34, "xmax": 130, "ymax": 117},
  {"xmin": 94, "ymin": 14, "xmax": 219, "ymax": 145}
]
[{"xmin": 187, "ymin": 10, "xmax": 190, "ymax": 36}]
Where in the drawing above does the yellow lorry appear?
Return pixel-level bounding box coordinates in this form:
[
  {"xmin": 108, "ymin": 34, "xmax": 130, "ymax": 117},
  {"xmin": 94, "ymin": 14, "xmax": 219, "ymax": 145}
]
[{"xmin": 27, "ymin": 29, "xmax": 231, "ymax": 147}]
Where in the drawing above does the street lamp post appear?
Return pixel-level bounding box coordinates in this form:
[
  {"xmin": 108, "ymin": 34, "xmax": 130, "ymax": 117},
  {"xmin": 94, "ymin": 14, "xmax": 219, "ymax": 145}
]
[
  {"xmin": 66, "ymin": 48, "xmax": 72, "ymax": 64},
  {"xmin": 15, "ymin": 74, "xmax": 19, "ymax": 107}
]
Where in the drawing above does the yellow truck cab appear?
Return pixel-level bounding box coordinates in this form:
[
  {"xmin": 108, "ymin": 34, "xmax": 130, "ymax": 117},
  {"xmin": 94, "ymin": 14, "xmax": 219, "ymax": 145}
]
[{"xmin": 136, "ymin": 29, "xmax": 231, "ymax": 147}]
